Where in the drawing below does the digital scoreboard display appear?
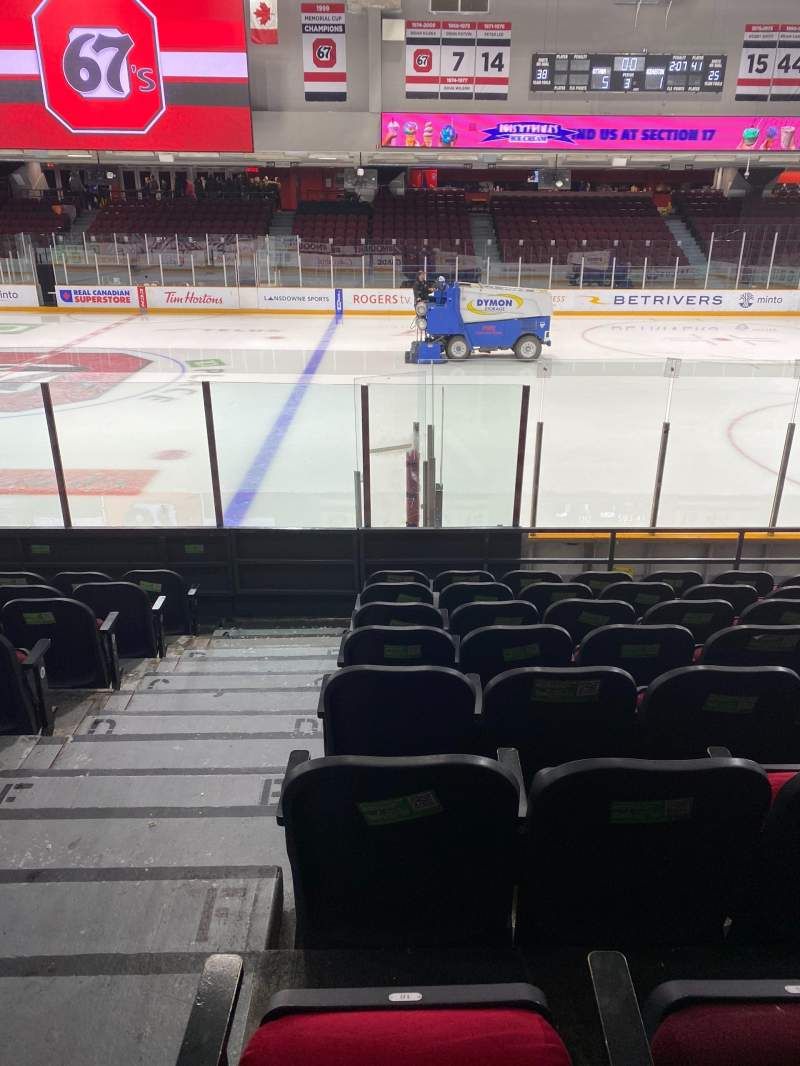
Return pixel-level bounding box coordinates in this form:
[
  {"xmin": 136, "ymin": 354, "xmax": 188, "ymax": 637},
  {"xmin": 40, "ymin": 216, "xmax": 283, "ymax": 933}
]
[{"xmin": 531, "ymin": 53, "xmax": 726, "ymax": 93}]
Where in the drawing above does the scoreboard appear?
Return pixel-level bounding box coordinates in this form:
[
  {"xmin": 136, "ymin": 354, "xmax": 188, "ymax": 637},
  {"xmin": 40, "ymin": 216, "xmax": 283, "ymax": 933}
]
[{"xmin": 531, "ymin": 53, "xmax": 726, "ymax": 93}]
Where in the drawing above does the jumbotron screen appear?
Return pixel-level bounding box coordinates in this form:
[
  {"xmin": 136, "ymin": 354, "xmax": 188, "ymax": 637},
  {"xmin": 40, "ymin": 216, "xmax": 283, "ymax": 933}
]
[{"xmin": 2, "ymin": 0, "xmax": 252, "ymax": 151}]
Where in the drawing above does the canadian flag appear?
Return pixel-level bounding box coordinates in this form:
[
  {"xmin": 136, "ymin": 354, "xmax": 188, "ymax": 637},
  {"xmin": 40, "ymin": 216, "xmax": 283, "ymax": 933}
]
[{"xmin": 250, "ymin": 0, "xmax": 278, "ymax": 44}]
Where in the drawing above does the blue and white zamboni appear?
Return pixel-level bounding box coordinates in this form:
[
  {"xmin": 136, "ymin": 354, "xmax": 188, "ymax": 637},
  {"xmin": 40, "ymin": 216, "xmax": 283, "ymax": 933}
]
[{"xmin": 406, "ymin": 282, "xmax": 552, "ymax": 364}]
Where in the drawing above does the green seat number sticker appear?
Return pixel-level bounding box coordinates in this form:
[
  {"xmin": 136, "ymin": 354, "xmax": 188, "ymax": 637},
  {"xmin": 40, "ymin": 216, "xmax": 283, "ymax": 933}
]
[
  {"xmin": 184, "ymin": 544, "xmax": 204, "ymax": 555},
  {"xmin": 503, "ymin": 642, "xmax": 540, "ymax": 662},
  {"xmin": 359, "ymin": 790, "xmax": 443, "ymax": 826},
  {"xmin": 703, "ymin": 693, "xmax": 758, "ymax": 715},
  {"xmin": 23, "ymin": 611, "xmax": 55, "ymax": 625},
  {"xmin": 610, "ymin": 797, "xmax": 694, "ymax": 824},
  {"xmin": 139, "ymin": 580, "xmax": 162, "ymax": 594},
  {"xmin": 621, "ymin": 643, "xmax": 660, "ymax": 659},
  {"xmin": 383, "ymin": 644, "xmax": 422, "ymax": 661},
  {"xmin": 577, "ymin": 612, "xmax": 611, "ymax": 626},
  {"xmin": 533, "ymin": 679, "xmax": 601, "ymax": 702}
]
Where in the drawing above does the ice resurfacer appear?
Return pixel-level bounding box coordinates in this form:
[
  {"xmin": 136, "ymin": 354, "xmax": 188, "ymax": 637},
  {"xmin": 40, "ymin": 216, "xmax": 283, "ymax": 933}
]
[{"xmin": 406, "ymin": 283, "xmax": 552, "ymax": 364}]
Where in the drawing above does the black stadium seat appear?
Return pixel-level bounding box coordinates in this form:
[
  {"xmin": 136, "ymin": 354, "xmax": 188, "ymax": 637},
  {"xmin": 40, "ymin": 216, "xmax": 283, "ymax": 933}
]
[
  {"xmin": 317, "ymin": 665, "xmax": 480, "ymax": 756},
  {"xmin": 600, "ymin": 581, "xmax": 674, "ymax": 615},
  {"xmin": 739, "ymin": 598, "xmax": 800, "ymax": 626},
  {"xmin": 683, "ymin": 583, "xmax": 758, "ymax": 615},
  {"xmin": 459, "ymin": 625, "xmax": 573, "ymax": 687},
  {"xmin": 575, "ymin": 624, "xmax": 695, "ymax": 686},
  {"xmin": 543, "ymin": 599, "xmax": 636, "ymax": 644},
  {"xmin": 500, "ymin": 570, "xmax": 563, "ymax": 595},
  {"xmin": 713, "ymin": 569, "xmax": 775, "ymax": 596},
  {"xmin": 52, "ymin": 571, "xmax": 112, "ymax": 595},
  {"xmin": 520, "ymin": 582, "xmax": 592, "ymax": 614},
  {"xmin": 448, "ymin": 599, "xmax": 539, "ymax": 638},
  {"xmin": 642, "ymin": 599, "xmax": 734, "ymax": 644},
  {"xmin": 1, "ymin": 597, "xmax": 120, "ymax": 689},
  {"xmin": 0, "ymin": 584, "xmax": 62, "ymax": 611},
  {"xmin": 482, "ymin": 666, "xmax": 638, "ymax": 781},
  {"xmin": 351, "ymin": 601, "xmax": 444, "ymax": 630},
  {"xmin": 644, "ymin": 570, "xmax": 703, "ymax": 596},
  {"xmin": 73, "ymin": 582, "xmax": 165, "ymax": 659},
  {"xmin": 0, "ymin": 633, "xmax": 52, "ymax": 735},
  {"xmin": 122, "ymin": 569, "xmax": 198, "ymax": 635},
  {"xmin": 639, "ymin": 665, "xmax": 800, "ymax": 761},
  {"xmin": 239, "ymin": 981, "xmax": 573, "ymax": 1066},
  {"xmin": 359, "ymin": 582, "xmax": 434, "ymax": 606},
  {"xmin": 700, "ymin": 625, "xmax": 800, "ymax": 671},
  {"xmin": 516, "ymin": 757, "xmax": 771, "ymax": 945},
  {"xmin": 433, "ymin": 569, "xmax": 494, "ymax": 592},
  {"xmin": 768, "ymin": 584, "xmax": 800, "ymax": 599},
  {"xmin": 277, "ymin": 753, "xmax": 520, "ymax": 947},
  {"xmin": 575, "ymin": 570, "xmax": 633, "ymax": 595},
  {"xmin": 339, "ymin": 626, "xmax": 456, "ymax": 669},
  {"xmin": 0, "ymin": 572, "xmax": 46, "ymax": 586},
  {"xmin": 438, "ymin": 582, "xmax": 513, "ymax": 615},
  {"xmin": 366, "ymin": 570, "xmax": 430, "ymax": 587}
]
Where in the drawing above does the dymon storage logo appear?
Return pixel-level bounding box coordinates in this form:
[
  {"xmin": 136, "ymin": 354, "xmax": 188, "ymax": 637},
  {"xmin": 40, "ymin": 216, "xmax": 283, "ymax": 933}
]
[{"xmin": 466, "ymin": 293, "xmax": 524, "ymax": 314}]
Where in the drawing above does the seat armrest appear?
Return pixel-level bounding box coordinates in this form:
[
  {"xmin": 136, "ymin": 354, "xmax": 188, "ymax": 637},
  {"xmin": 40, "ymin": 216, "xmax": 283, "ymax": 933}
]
[
  {"xmin": 187, "ymin": 587, "xmax": 200, "ymax": 635},
  {"xmin": 152, "ymin": 596, "xmax": 166, "ymax": 657},
  {"xmin": 588, "ymin": 951, "xmax": 653, "ymax": 1066},
  {"xmin": 175, "ymin": 954, "xmax": 244, "ymax": 1066},
  {"xmin": 316, "ymin": 673, "xmax": 333, "ymax": 719},
  {"xmin": 98, "ymin": 613, "xmax": 121, "ymax": 689},
  {"xmin": 99, "ymin": 611, "xmax": 119, "ymax": 633},
  {"xmin": 276, "ymin": 749, "xmax": 311, "ymax": 826},
  {"xmin": 465, "ymin": 672, "xmax": 483, "ymax": 716},
  {"xmin": 22, "ymin": 638, "xmax": 51, "ymax": 668},
  {"xmin": 188, "ymin": 587, "xmax": 199, "ymax": 600},
  {"xmin": 707, "ymin": 746, "xmax": 732, "ymax": 758},
  {"xmin": 152, "ymin": 595, "xmax": 167, "ymax": 613},
  {"xmin": 497, "ymin": 747, "xmax": 527, "ymax": 821}
]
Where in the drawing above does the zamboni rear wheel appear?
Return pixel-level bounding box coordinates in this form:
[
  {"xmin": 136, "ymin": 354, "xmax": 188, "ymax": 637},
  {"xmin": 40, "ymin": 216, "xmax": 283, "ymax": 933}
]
[
  {"xmin": 446, "ymin": 335, "xmax": 471, "ymax": 361},
  {"xmin": 514, "ymin": 334, "xmax": 542, "ymax": 361}
]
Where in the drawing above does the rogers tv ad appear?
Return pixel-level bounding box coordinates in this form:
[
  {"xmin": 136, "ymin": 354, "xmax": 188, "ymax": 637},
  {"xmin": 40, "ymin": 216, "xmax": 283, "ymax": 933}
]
[{"xmin": 2, "ymin": 0, "xmax": 253, "ymax": 151}]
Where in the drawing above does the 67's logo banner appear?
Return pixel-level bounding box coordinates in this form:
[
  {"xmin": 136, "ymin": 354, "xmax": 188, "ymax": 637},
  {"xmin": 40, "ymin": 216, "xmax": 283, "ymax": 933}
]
[{"xmin": 301, "ymin": 2, "xmax": 347, "ymax": 101}]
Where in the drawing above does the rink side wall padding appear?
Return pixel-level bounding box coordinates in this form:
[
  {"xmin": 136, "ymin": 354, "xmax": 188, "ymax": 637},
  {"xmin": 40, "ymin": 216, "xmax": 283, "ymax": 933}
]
[{"xmin": 3, "ymin": 284, "xmax": 800, "ymax": 315}]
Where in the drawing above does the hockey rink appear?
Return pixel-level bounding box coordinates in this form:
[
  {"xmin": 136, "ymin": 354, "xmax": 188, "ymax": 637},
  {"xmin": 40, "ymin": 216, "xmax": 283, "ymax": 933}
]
[{"xmin": 1, "ymin": 308, "xmax": 800, "ymax": 530}]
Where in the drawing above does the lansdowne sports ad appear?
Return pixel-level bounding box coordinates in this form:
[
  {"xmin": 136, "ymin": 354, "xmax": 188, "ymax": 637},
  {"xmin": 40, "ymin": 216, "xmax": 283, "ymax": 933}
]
[{"xmin": 1, "ymin": 0, "xmax": 253, "ymax": 150}]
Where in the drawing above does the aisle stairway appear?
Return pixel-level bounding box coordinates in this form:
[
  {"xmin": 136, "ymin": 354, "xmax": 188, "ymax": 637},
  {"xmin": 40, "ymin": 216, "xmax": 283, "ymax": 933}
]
[
  {"xmin": 469, "ymin": 210, "xmax": 497, "ymax": 260},
  {"xmin": 0, "ymin": 625, "xmax": 340, "ymax": 1065},
  {"xmin": 664, "ymin": 216, "xmax": 707, "ymax": 269}
]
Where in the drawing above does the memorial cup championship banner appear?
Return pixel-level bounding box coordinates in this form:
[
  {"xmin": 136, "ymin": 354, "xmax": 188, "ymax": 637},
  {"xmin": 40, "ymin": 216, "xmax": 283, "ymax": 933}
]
[
  {"xmin": 1, "ymin": 0, "xmax": 252, "ymax": 150},
  {"xmin": 736, "ymin": 23, "xmax": 800, "ymax": 101},
  {"xmin": 301, "ymin": 2, "xmax": 347, "ymax": 102},
  {"xmin": 405, "ymin": 21, "xmax": 511, "ymax": 100},
  {"xmin": 381, "ymin": 112, "xmax": 800, "ymax": 152}
]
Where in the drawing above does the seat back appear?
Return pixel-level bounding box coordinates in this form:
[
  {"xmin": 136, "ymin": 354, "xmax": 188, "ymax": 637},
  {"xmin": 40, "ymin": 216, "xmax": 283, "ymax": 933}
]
[
  {"xmin": 600, "ymin": 582, "xmax": 674, "ymax": 615},
  {"xmin": 714, "ymin": 570, "xmax": 775, "ymax": 596},
  {"xmin": 0, "ymin": 585, "xmax": 62, "ymax": 611},
  {"xmin": 739, "ymin": 599, "xmax": 800, "ymax": 626},
  {"xmin": 645, "ymin": 570, "xmax": 703, "ymax": 596},
  {"xmin": 0, "ymin": 598, "xmax": 107, "ymax": 688},
  {"xmin": 73, "ymin": 582, "xmax": 157, "ymax": 658},
  {"xmin": 0, "ymin": 572, "xmax": 46, "ymax": 586},
  {"xmin": 433, "ymin": 569, "xmax": 494, "ymax": 591},
  {"xmin": 576, "ymin": 625, "xmax": 695, "ymax": 686},
  {"xmin": 642, "ymin": 600, "xmax": 734, "ymax": 644},
  {"xmin": 640, "ymin": 665, "xmax": 800, "ymax": 761},
  {"xmin": 52, "ymin": 571, "xmax": 112, "ymax": 595},
  {"xmin": 521, "ymin": 582, "xmax": 592, "ymax": 614},
  {"xmin": 701, "ymin": 625, "xmax": 800, "ymax": 672},
  {"xmin": 735, "ymin": 771, "xmax": 800, "ymax": 942},
  {"xmin": 778, "ymin": 573, "xmax": 800, "ymax": 590},
  {"xmin": 517, "ymin": 757, "xmax": 771, "ymax": 944},
  {"xmin": 122, "ymin": 569, "xmax": 190, "ymax": 632},
  {"xmin": 340, "ymin": 627, "xmax": 456, "ymax": 669},
  {"xmin": 320, "ymin": 665, "xmax": 479, "ymax": 756},
  {"xmin": 282, "ymin": 754, "xmax": 520, "ymax": 947},
  {"xmin": 449, "ymin": 600, "xmax": 539, "ymax": 638},
  {"xmin": 500, "ymin": 570, "xmax": 563, "ymax": 596},
  {"xmin": 359, "ymin": 582, "xmax": 434, "ymax": 606},
  {"xmin": 0, "ymin": 634, "xmax": 39, "ymax": 734},
  {"xmin": 768, "ymin": 584, "xmax": 800, "ymax": 600},
  {"xmin": 575, "ymin": 571, "xmax": 633, "ymax": 595},
  {"xmin": 459, "ymin": 625, "xmax": 574, "ymax": 687},
  {"xmin": 438, "ymin": 582, "xmax": 513, "ymax": 615},
  {"xmin": 483, "ymin": 666, "xmax": 638, "ymax": 781},
  {"xmin": 366, "ymin": 569, "xmax": 430, "ymax": 587},
  {"xmin": 352, "ymin": 602, "xmax": 444, "ymax": 630},
  {"xmin": 683, "ymin": 583, "xmax": 758, "ymax": 614},
  {"xmin": 543, "ymin": 599, "xmax": 636, "ymax": 644}
]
